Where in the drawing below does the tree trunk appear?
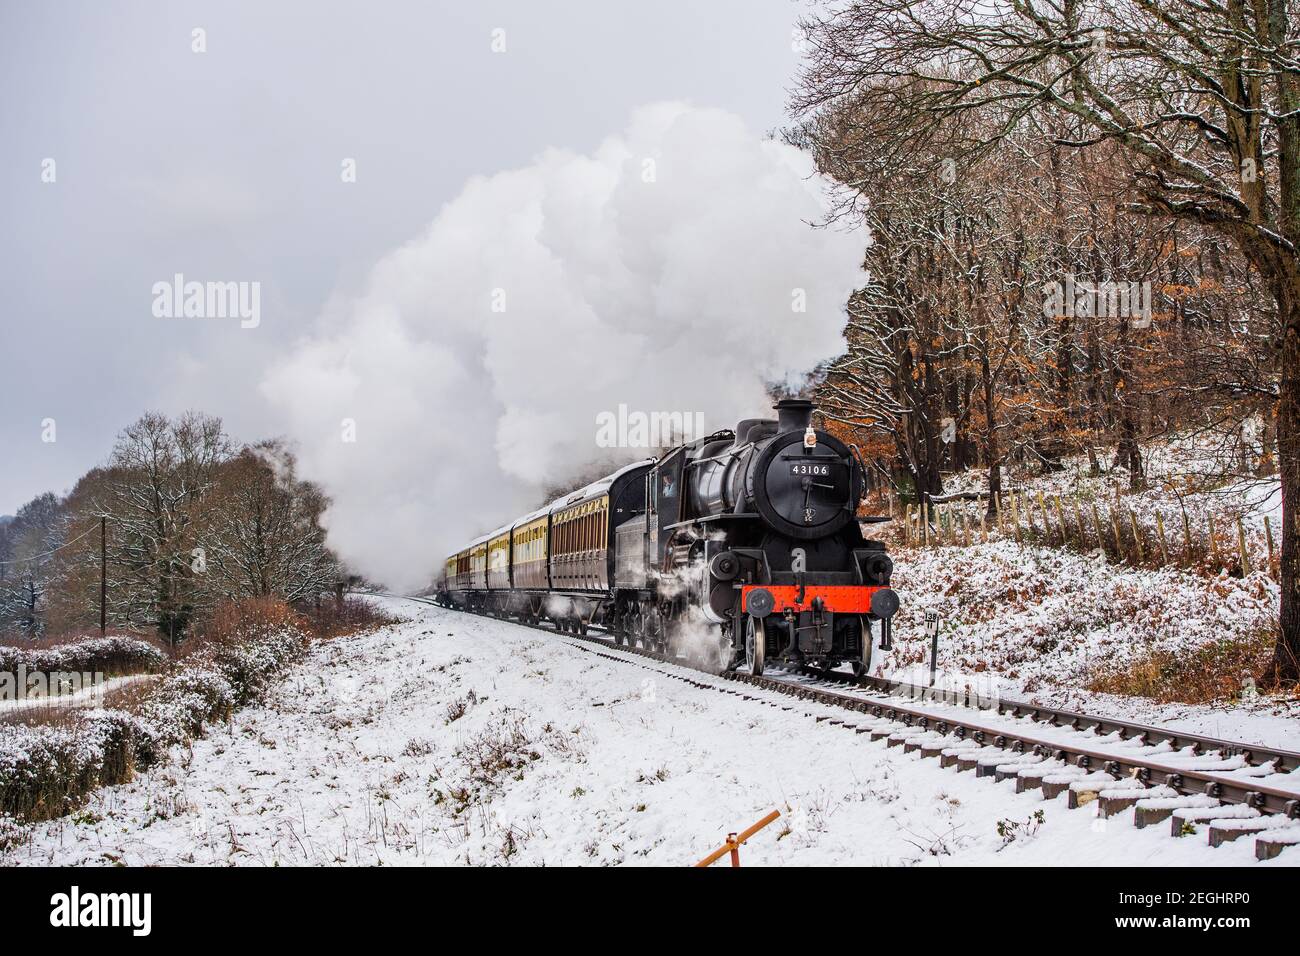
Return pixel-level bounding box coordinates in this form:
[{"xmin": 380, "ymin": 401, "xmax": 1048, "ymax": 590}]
[
  {"xmin": 1271, "ymin": 294, "xmax": 1300, "ymax": 683},
  {"xmin": 981, "ymin": 346, "xmax": 1001, "ymax": 517}
]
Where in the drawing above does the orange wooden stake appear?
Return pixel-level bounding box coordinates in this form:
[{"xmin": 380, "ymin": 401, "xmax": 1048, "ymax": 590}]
[{"xmin": 693, "ymin": 810, "xmax": 781, "ymax": 867}]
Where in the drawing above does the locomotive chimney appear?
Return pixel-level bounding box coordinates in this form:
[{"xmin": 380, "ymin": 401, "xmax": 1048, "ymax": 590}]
[{"xmin": 775, "ymin": 398, "xmax": 815, "ymax": 434}]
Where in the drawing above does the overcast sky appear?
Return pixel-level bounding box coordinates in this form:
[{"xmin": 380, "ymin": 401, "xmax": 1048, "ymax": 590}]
[{"xmin": 0, "ymin": 0, "xmax": 817, "ymax": 515}]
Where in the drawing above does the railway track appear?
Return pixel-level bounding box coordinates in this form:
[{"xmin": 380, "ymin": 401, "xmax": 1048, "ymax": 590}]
[{"xmin": 388, "ymin": 593, "xmax": 1300, "ymax": 860}]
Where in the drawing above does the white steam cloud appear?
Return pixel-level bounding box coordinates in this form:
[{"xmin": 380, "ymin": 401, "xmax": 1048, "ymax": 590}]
[{"xmin": 261, "ymin": 103, "xmax": 865, "ymax": 590}]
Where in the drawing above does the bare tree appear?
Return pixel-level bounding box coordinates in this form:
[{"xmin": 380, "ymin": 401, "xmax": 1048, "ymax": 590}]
[
  {"xmin": 91, "ymin": 411, "xmax": 232, "ymax": 644},
  {"xmin": 0, "ymin": 492, "xmax": 63, "ymax": 636},
  {"xmin": 796, "ymin": 0, "xmax": 1299, "ymax": 682},
  {"xmin": 204, "ymin": 442, "xmax": 341, "ymax": 603}
]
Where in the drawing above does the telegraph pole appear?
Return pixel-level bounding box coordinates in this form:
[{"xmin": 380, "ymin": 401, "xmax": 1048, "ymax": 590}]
[{"xmin": 99, "ymin": 515, "xmax": 107, "ymax": 635}]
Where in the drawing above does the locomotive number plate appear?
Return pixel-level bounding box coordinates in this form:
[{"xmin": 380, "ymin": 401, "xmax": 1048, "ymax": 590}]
[{"xmin": 790, "ymin": 463, "xmax": 831, "ymax": 477}]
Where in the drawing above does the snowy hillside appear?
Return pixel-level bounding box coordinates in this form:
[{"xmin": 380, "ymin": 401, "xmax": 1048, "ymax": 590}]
[{"xmin": 4, "ymin": 597, "xmax": 1293, "ymax": 867}]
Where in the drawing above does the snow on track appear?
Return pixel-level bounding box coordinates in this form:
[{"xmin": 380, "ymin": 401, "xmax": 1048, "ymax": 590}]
[{"xmin": 4, "ymin": 597, "xmax": 1293, "ymax": 866}]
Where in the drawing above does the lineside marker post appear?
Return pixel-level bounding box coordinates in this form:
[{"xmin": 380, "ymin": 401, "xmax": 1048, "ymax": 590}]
[
  {"xmin": 694, "ymin": 810, "xmax": 782, "ymax": 867},
  {"xmin": 926, "ymin": 611, "xmax": 941, "ymax": 687}
]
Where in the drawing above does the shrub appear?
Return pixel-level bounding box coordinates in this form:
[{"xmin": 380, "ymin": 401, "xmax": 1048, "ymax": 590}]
[
  {"xmin": 0, "ymin": 598, "xmax": 309, "ymax": 827},
  {"xmin": 198, "ymin": 596, "xmax": 306, "ymax": 646},
  {"xmin": 0, "ymin": 710, "xmax": 144, "ymax": 821},
  {"xmin": 297, "ymin": 595, "xmax": 399, "ymax": 639},
  {"xmin": 0, "ymin": 636, "xmax": 166, "ymax": 679}
]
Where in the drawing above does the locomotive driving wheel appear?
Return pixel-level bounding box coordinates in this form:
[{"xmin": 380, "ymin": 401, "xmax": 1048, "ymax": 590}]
[
  {"xmin": 643, "ymin": 606, "xmax": 662, "ymax": 653},
  {"xmin": 743, "ymin": 616, "xmax": 765, "ymax": 676},
  {"xmin": 851, "ymin": 616, "xmax": 873, "ymax": 678},
  {"xmin": 627, "ymin": 605, "xmax": 644, "ymax": 649}
]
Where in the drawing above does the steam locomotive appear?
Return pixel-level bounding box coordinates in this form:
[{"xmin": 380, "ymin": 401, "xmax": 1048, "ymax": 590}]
[{"xmin": 436, "ymin": 399, "xmax": 898, "ymax": 674}]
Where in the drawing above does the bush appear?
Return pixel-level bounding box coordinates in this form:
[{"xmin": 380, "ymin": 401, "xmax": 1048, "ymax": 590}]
[
  {"xmin": 0, "ymin": 599, "xmax": 309, "ymax": 827},
  {"xmin": 0, "ymin": 710, "xmax": 144, "ymax": 821},
  {"xmin": 197, "ymin": 596, "xmax": 306, "ymax": 646},
  {"xmin": 297, "ymin": 595, "xmax": 399, "ymax": 639},
  {"xmin": 0, "ymin": 636, "xmax": 166, "ymax": 679}
]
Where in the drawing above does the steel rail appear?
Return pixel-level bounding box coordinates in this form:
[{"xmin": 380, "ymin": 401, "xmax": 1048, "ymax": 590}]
[
  {"xmin": 794, "ymin": 667, "xmax": 1300, "ymax": 776},
  {"xmin": 730, "ymin": 672, "xmax": 1300, "ymax": 818}
]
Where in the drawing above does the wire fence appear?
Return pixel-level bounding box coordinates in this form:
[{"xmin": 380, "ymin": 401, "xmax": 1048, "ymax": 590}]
[{"xmin": 897, "ymin": 490, "xmax": 1279, "ymax": 579}]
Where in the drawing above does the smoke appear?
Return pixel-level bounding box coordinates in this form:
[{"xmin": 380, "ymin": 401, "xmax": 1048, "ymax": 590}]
[{"xmin": 261, "ymin": 103, "xmax": 866, "ymax": 590}]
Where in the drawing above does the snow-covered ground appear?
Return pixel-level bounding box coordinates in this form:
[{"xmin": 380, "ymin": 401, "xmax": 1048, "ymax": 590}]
[
  {"xmin": 877, "ymin": 541, "xmax": 1297, "ymax": 750},
  {"xmin": 4, "ymin": 597, "xmax": 1293, "ymax": 866}
]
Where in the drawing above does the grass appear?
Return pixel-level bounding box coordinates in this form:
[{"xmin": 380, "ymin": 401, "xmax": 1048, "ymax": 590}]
[{"xmin": 1086, "ymin": 626, "xmax": 1295, "ymax": 704}]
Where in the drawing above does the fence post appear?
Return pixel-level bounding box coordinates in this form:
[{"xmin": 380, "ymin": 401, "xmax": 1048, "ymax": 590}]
[
  {"xmin": 1208, "ymin": 515, "xmax": 1218, "ymax": 569},
  {"xmin": 1091, "ymin": 502, "xmax": 1106, "ymax": 558},
  {"xmin": 1073, "ymin": 496, "xmax": 1086, "ymax": 547},
  {"xmin": 1110, "ymin": 508, "xmax": 1124, "ymax": 559},
  {"xmin": 1264, "ymin": 515, "xmax": 1275, "ymax": 573},
  {"xmin": 1010, "ymin": 493, "xmax": 1022, "ymax": 544},
  {"xmin": 1156, "ymin": 512, "xmax": 1169, "ymax": 565},
  {"xmin": 1236, "ymin": 516, "xmax": 1250, "ymax": 577},
  {"xmin": 980, "ymin": 510, "xmax": 987, "ymax": 544},
  {"xmin": 922, "ymin": 502, "xmax": 930, "ymax": 547},
  {"xmin": 1181, "ymin": 507, "xmax": 1192, "ymax": 563},
  {"xmin": 1128, "ymin": 509, "xmax": 1144, "ymax": 563}
]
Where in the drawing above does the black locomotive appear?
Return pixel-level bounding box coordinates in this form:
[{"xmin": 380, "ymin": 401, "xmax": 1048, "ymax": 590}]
[{"xmin": 438, "ymin": 398, "xmax": 898, "ymax": 674}]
